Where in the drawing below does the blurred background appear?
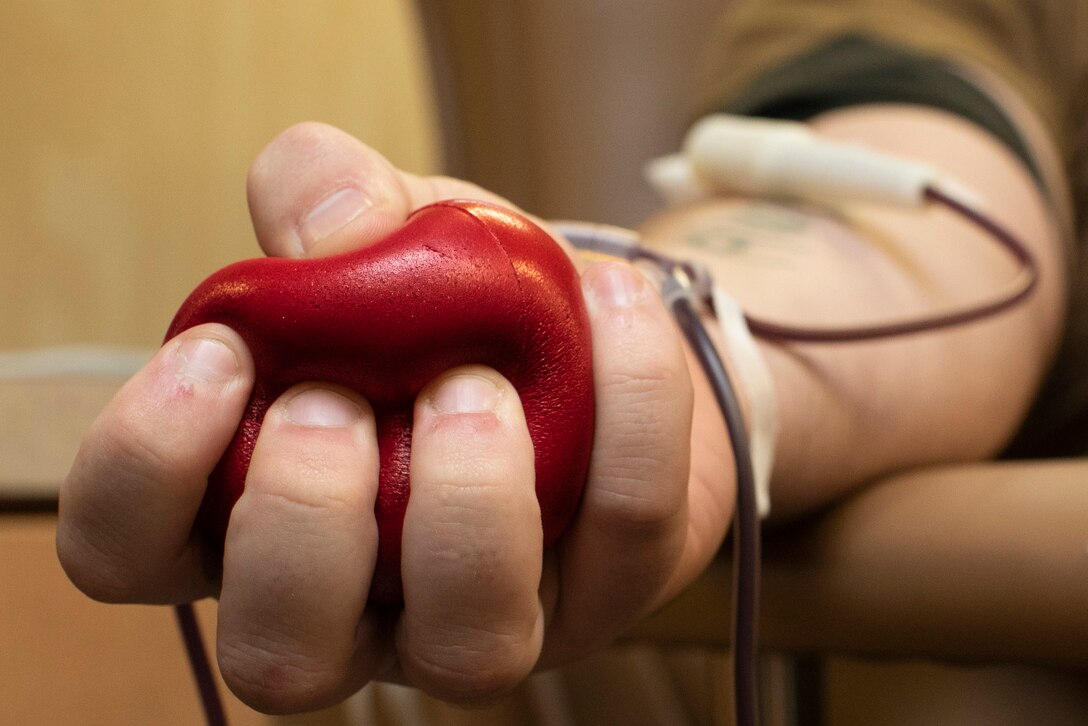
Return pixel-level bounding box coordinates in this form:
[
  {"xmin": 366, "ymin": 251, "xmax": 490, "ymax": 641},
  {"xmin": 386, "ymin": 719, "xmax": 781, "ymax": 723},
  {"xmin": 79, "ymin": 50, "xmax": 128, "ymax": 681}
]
[
  {"xmin": 0, "ymin": 1, "xmax": 440, "ymax": 350},
  {"xmin": 0, "ymin": 0, "xmax": 719, "ymax": 352}
]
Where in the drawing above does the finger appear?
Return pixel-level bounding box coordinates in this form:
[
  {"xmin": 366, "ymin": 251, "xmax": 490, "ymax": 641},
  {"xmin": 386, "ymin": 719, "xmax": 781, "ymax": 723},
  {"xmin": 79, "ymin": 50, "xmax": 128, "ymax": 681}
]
[
  {"xmin": 397, "ymin": 367, "xmax": 543, "ymax": 703},
  {"xmin": 56, "ymin": 324, "xmax": 253, "ymax": 604},
  {"xmin": 542, "ymin": 262, "xmax": 692, "ymax": 664},
  {"xmin": 216, "ymin": 385, "xmax": 388, "ymax": 714},
  {"xmin": 246, "ymin": 121, "xmax": 511, "ymax": 259}
]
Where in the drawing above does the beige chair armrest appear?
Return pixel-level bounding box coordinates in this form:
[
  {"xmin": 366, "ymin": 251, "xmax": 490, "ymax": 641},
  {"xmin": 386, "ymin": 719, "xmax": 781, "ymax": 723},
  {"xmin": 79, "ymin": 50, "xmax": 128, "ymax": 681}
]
[
  {"xmin": 0, "ymin": 377, "xmax": 123, "ymax": 502},
  {"xmin": 633, "ymin": 460, "xmax": 1088, "ymax": 669}
]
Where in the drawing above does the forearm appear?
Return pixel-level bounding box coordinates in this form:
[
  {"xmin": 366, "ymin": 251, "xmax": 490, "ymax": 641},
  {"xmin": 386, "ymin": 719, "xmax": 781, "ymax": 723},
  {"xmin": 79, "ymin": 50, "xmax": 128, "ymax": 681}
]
[{"xmin": 641, "ymin": 105, "xmax": 1068, "ymax": 521}]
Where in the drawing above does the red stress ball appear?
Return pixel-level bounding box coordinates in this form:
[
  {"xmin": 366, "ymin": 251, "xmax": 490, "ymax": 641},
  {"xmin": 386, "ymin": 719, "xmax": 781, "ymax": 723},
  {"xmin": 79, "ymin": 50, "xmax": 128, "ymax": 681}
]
[{"xmin": 166, "ymin": 200, "xmax": 595, "ymax": 603}]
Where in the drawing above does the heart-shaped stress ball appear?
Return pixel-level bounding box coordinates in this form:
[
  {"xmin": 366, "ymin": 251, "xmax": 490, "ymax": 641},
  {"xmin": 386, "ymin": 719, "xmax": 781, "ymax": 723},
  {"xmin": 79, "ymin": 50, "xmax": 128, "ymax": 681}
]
[{"xmin": 166, "ymin": 200, "xmax": 595, "ymax": 603}]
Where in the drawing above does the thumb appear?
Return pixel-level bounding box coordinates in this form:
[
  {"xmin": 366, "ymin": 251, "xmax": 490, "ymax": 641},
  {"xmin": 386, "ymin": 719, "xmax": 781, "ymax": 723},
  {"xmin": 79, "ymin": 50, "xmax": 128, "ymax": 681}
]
[{"xmin": 246, "ymin": 121, "xmax": 511, "ymax": 259}]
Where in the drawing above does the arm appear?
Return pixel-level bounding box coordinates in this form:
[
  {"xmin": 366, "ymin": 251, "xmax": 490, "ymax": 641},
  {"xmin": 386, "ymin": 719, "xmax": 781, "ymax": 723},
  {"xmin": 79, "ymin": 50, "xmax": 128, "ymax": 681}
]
[
  {"xmin": 642, "ymin": 103, "xmax": 1068, "ymax": 521},
  {"xmin": 53, "ymin": 70, "xmax": 1068, "ymax": 719}
]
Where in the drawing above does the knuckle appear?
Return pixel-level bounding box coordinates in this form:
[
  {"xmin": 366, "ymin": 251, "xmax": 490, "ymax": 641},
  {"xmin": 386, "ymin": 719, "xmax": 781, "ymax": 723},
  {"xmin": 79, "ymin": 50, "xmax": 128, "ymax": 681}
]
[
  {"xmin": 589, "ymin": 417, "xmax": 689, "ymax": 536},
  {"xmin": 56, "ymin": 519, "xmax": 144, "ymax": 603},
  {"xmin": 250, "ymin": 488, "xmax": 362, "ymax": 537},
  {"xmin": 218, "ymin": 633, "xmax": 344, "ymax": 715},
  {"xmin": 407, "ymin": 634, "xmax": 530, "ymax": 705},
  {"xmin": 591, "ymin": 470, "xmax": 685, "ymax": 536},
  {"xmin": 587, "ymin": 354, "xmax": 692, "ymax": 538},
  {"xmin": 400, "ymin": 609, "xmax": 540, "ymax": 705},
  {"xmin": 246, "ymin": 454, "xmax": 372, "ymax": 522},
  {"xmin": 600, "ymin": 357, "xmax": 693, "ymax": 411},
  {"xmin": 58, "ymin": 463, "xmax": 155, "ymax": 603},
  {"xmin": 96, "ymin": 416, "xmax": 184, "ymax": 489},
  {"xmin": 427, "ymin": 473, "xmax": 512, "ymax": 512}
]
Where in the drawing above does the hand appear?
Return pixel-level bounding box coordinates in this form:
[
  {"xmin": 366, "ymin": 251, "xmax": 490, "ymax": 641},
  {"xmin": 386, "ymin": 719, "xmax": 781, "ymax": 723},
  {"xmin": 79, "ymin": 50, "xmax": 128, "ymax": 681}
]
[{"xmin": 57, "ymin": 122, "xmax": 735, "ymax": 713}]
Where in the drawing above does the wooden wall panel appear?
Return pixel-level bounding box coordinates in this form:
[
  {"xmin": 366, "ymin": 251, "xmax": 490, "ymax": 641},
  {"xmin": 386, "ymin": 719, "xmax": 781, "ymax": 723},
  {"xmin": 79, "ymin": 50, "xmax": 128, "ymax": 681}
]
[
  {"xmin": 0, "ymin": 1, "xmax": 439, "ymax": 349},
  {"xmin": 417, "ymin": 0, "xmax": 725, "ymax": 226}
]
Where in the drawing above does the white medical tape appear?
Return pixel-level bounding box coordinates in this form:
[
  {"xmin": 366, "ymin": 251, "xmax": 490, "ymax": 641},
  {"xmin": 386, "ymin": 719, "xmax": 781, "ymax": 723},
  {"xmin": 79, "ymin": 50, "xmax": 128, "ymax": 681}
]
[{"xmin": 711, "ymin": 286, "xmax": 777, "ymax": 518}]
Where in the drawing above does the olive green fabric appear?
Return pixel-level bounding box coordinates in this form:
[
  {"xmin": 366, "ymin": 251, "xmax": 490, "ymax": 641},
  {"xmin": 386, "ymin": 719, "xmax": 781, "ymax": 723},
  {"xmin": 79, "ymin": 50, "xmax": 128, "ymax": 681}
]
[
  {"xmin": 700, "ymin": 0, "xmax": 1086, "ymax": 166},
  {"xmin": 718, "ymin": 35, "xmax": 1041, "ymax": 185}
]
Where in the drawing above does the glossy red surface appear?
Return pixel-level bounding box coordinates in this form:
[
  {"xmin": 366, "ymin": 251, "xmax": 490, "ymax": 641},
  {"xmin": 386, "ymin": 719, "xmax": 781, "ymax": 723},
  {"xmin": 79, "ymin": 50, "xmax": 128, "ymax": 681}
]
[{"xmin": 167, "ymin": 201, "xmax": 595, "ymax": 602}]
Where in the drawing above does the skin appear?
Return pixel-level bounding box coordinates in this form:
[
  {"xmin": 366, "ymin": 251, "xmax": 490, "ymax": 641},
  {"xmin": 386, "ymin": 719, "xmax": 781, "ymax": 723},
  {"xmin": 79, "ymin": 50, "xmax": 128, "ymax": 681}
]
[
  {"xmin": 56, "ymin": 100, "xmax": 1066, "ymax": 713},
  {"xmin": 644, "ymin": 104, "xmax": 1067, "ymax": 521}
]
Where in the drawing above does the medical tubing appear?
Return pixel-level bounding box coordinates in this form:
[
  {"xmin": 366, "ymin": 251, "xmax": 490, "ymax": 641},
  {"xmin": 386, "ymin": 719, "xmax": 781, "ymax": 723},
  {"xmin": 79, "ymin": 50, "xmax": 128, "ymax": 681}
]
[
  {"xmin": 175, "ymin": 602, "xmax": 228, "ymax": 726},
  {"xmin": 669, "ymin": 289, "xmax": 762, "ymax": 726},
  {"xmin": 740, "ymin": 185, "xmax": 1039, "ymax": 342}
]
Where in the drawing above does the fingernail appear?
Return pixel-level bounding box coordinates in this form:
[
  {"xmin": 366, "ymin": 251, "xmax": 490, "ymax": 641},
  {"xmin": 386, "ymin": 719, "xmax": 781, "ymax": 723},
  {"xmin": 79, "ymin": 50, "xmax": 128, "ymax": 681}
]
[
  {"xmin": 176, "ymin": 337, "xmax": 239, "ymax": 383},
  {"xmin": 584, "ymin": 262, "xmax": 649, "ymax": 309},
  {"xmin": 284, "ymin": 388, "xmax": 361, "ymax": 427},
  {"xmin": 297, "ymin": 186, "xmax": 370, "ymax": 252},
  {"xmin": 430, "ymin": 374, "xmax": 501, "ymax": 414}
]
